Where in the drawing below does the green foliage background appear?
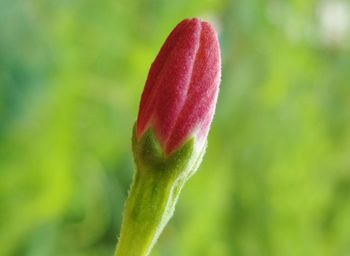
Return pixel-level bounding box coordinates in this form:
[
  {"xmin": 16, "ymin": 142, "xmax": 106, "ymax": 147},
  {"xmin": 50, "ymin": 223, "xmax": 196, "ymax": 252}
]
[{"xmin": 1, "ymin": 0, "xmax": 350, "ymax": 255}]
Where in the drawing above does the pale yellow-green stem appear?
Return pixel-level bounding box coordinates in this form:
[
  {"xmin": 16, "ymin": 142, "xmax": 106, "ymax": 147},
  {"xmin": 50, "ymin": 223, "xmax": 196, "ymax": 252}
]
[{"xmin": 115, "ymin": 128, "xmax": 206, "ymax": 256}]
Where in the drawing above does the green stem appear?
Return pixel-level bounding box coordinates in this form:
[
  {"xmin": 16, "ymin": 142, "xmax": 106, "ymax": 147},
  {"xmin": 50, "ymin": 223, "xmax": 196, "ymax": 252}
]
[
  {"xmin": 115, "ymin": 127, "xmax": 207, "ymax": 256},
  {"xmin": 115, "ymin": 167, "xmax": 186, "ymax": 256}
]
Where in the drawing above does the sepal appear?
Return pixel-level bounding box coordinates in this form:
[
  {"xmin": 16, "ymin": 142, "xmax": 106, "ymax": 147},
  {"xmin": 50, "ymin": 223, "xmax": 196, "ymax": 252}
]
[{"xmin": 132, "ymin": 125, "xmax": 206, "ymax": 181}]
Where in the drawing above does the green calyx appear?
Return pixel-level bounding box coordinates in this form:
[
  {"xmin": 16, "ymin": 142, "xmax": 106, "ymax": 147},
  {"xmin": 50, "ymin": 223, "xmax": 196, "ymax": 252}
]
[
  {"xmin": 115, "ymin": 126, "xmax": 206, "ymax": 256},
  {"xmin": 133, "ymin": 126, "xmax": 204, "ymax": 177}
]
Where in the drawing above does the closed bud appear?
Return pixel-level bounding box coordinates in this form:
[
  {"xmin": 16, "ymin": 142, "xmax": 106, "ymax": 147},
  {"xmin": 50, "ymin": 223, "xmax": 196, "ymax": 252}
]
[
  {"xmin": 136, "ymin": 18, "xmax": 221, "ymax": 156},
  {"xmin": 116, "ymin": 18, "xmax": 221, "ymax": 256}
]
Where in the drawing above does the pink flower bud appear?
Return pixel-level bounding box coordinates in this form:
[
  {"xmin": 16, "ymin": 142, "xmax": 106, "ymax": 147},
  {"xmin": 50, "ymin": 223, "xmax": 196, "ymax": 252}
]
[{"xmin": 136, "ymin": 18, "xmax": 221, "ymax": 156}]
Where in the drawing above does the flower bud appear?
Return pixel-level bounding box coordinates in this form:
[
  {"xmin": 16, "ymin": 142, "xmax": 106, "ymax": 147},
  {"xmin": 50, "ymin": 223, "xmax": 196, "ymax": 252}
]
[
  {"xmin": 136, "ymin": 18, "xmax": 221, "ymax": 156},
  {"xmin": 116, "ymin": 19, "xmax": 221, "ymax": 256}
]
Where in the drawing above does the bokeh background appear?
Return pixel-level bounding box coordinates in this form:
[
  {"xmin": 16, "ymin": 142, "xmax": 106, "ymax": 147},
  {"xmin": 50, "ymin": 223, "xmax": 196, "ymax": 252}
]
[{"xmin": 1, "ymin": 0, "xmax": 350, "ymax": 255}]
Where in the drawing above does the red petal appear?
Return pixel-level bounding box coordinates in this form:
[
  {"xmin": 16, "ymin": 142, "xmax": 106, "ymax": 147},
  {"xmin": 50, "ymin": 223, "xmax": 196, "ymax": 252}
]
[
  {"xmin": 136, "ymin": 18, "xmax": 221, "ymax": 156},
  {"xmin": 165, "ymin": 22, "xmax": 221, "ymax": 154},
  {"xmin": 136, "ymin": 19, "xmax": 192, "ymax": 138}
]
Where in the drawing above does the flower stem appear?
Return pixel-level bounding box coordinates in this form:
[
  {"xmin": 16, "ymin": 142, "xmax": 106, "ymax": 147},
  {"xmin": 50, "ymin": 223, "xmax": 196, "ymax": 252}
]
[{"xmin": 115, "ymin": 167, "xmax": 186, "ymax": 256}]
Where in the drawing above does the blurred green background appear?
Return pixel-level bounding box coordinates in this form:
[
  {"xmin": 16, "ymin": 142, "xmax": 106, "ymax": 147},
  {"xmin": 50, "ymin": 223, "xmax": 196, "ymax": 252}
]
[{"xmin": 1, "ymin": 0, "xmax": 350, "ymax": 255}]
